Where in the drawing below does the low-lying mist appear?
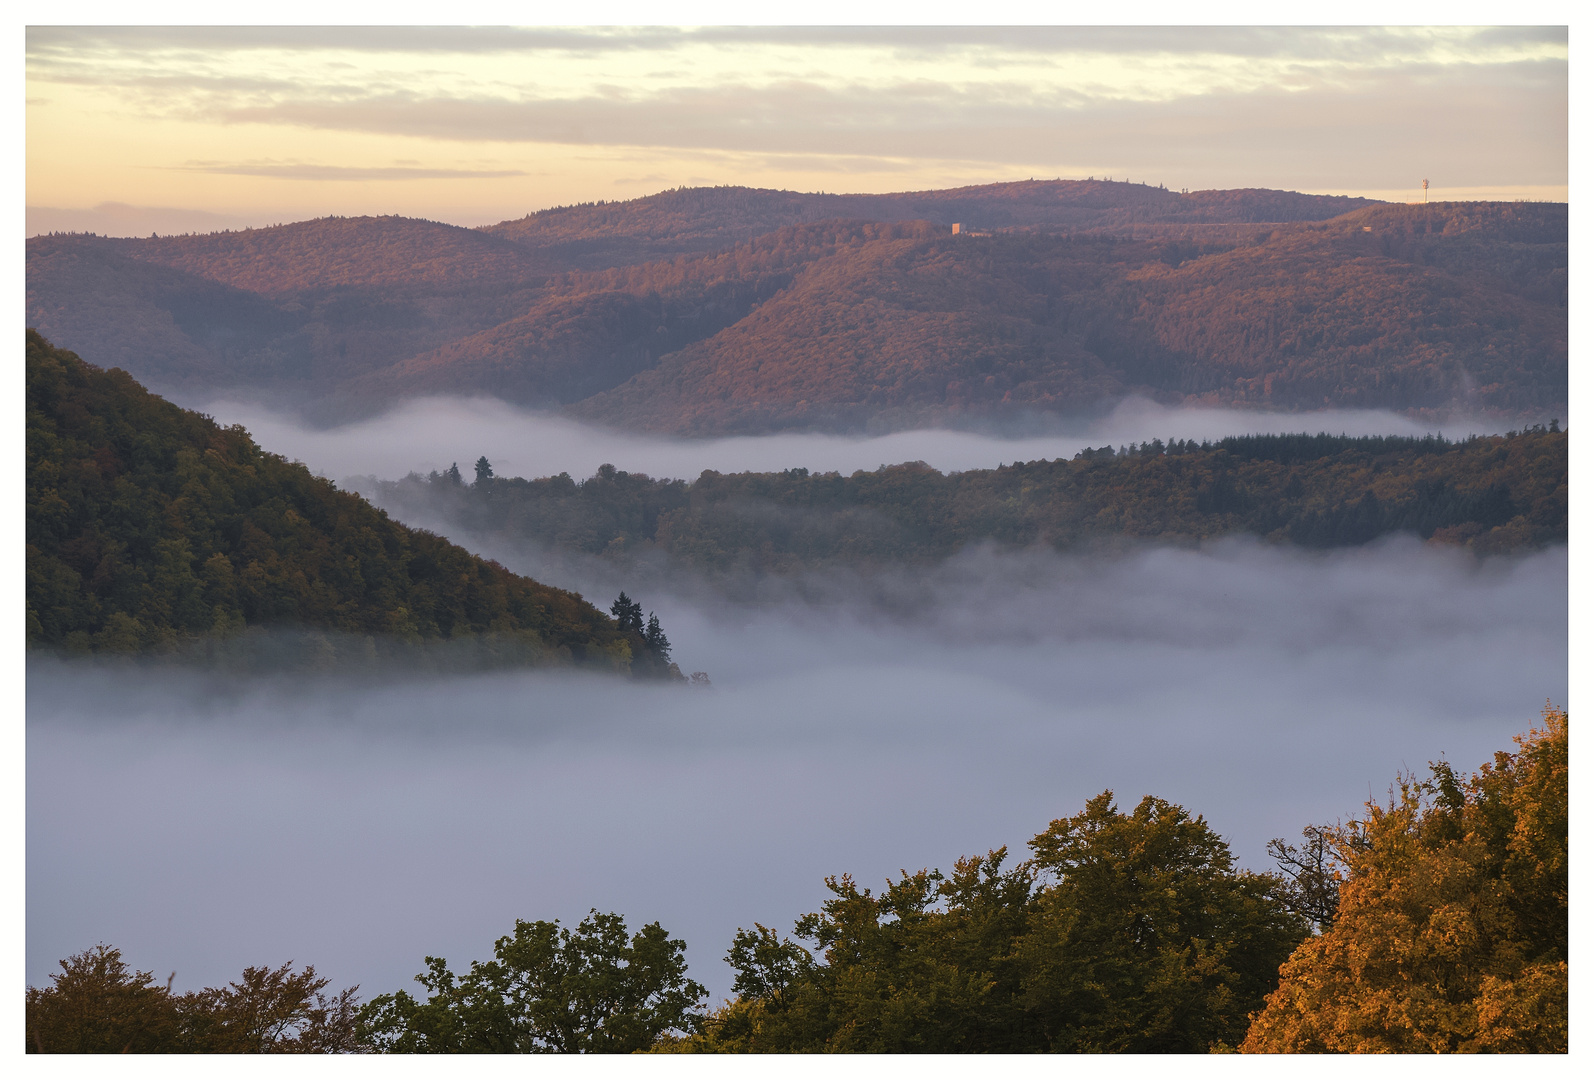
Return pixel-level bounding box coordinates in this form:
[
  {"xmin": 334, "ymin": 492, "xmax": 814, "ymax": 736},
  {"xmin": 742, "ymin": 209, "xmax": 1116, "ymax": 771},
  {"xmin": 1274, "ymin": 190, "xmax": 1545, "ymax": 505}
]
[
  {"xmin": 28, "ymin": 538, "xmax": 1567, "ymax": 1005},
  {"xmin": 203, "ymin": 394, "xmax": 1508, "ymax": 484}
]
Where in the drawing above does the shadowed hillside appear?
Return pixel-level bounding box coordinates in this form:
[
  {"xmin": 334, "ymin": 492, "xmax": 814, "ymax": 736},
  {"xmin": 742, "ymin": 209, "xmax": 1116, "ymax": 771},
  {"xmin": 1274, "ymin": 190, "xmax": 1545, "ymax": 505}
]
[
  {"xmin": 26, "ymin": 219, "xmax": 554, "ymax": 404},
  {"xmin": 349, "ymin": 221, "xmax": 908, "ymax": 406}
]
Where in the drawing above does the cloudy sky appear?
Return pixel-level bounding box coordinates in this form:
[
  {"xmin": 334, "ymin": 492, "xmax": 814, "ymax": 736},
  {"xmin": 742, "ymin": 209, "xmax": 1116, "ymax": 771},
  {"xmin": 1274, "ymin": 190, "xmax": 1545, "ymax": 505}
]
[{"xmin": 25, "ymin": 18, "xmax": 1569, "ymax": 235}]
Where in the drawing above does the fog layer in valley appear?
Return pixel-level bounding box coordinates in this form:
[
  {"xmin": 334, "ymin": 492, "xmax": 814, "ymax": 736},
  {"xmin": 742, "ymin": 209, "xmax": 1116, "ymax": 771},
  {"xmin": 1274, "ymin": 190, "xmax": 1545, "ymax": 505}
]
[
  {"xmin": 202, "ymin": 395, "xmax": 1510, "ymax": 484},
  {"xmin": 28, "ymin": 539, "xmax": 1567, "ymax": 1003}
]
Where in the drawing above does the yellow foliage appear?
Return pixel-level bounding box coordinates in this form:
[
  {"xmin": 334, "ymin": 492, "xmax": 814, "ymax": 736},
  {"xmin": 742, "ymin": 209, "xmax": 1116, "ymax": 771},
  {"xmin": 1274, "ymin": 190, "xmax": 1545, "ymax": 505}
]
[{"xmin": 1242, "ymin": 706, "xmax": 1567, "ymax": 1053}]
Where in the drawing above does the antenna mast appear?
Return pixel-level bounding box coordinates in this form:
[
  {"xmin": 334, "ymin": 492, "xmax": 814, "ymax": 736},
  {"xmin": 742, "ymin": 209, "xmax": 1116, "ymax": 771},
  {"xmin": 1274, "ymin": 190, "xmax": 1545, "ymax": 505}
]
[{"xmin": 1423, "ymin": 179, "xmax": 1429, "ymax": 203}]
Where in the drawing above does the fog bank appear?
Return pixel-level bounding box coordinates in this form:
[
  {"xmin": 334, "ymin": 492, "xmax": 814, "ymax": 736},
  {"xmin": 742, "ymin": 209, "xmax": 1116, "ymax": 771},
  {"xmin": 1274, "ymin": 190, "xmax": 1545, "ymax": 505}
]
[
  {"xmin": 28, "ymin": 541, "xmax": 1567, "ymax": 1003},
  {"xmin": 203, "ymin": 395, "xmax": 1504, "ymax": 484}
]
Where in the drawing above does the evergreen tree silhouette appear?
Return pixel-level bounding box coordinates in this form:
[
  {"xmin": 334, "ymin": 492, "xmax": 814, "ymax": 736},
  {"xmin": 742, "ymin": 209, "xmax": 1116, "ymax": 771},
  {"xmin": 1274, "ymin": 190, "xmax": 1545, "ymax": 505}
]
[
  {"xmin": 610, "ymin": 592, "xmax": 643, "ymax": 634},
  {"xmin": 644, "ymin": 613, "xmax": 671, "ymax": 662}
]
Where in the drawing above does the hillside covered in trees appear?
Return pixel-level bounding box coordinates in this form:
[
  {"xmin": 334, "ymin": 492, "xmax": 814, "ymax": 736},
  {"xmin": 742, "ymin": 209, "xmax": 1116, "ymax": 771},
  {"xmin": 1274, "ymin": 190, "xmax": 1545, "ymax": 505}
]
[
  {"xmin": 24, "ymin": 218, "xmax": 554, "ymax": 408},
  {"xmin": 24, "ymin": 331, "xmax": 675, "ymax": 674},
  {"xmin": 29, "ymin": 707, "xmax": 1568, "ymax": 1053},
  {"xmin": 566, "ymin": 202, "xmax": 1565, "ymax": 433},
  {"xmin": 369, "ymin": 426, "xmax": 1567, "ymax": 580},
  {"xmin": 26, "ymin": 182, "xmax": 1564, "ymax": 431}
]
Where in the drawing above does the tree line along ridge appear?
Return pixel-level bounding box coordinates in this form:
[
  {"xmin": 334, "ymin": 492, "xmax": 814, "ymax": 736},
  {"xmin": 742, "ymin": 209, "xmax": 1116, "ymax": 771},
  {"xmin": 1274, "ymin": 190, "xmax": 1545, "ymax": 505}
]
[{"xmin": 373, "ymin": 425, "xmax": 1566, "ymax": 578}]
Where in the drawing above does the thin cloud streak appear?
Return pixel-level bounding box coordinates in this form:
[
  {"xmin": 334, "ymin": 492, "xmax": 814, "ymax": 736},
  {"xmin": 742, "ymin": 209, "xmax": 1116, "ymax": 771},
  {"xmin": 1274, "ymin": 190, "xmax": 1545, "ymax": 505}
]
[
  {"xmin": 167, "ymin": 163, "xmax": 529, "ymax": 181},
  {"xmin": 25, "ymin": 25, "xmax": 1567, "ymax": 61}
]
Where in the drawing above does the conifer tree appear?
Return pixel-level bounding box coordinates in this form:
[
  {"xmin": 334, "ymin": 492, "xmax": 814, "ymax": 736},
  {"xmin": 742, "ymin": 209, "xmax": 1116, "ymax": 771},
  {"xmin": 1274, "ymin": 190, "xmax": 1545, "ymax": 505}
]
[
  {"xmin": 610, "ymin": 593, "xmax": 643, "ymax": 634},
  {"xmin": 644, "ymin": 613, "xmax": 671, "ymax": 661}
]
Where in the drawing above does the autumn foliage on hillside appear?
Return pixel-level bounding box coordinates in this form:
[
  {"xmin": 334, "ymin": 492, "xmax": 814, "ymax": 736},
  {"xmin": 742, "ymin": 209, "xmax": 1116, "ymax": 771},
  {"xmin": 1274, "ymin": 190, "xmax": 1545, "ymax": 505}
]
[
  {"xmin": 569, "ymin": 204, "xmax": 1565, "ymax": 433},
  {"xmin": 24, "ymin": 331, "xmax": 649, "ymax": 671},
  {"xmin": 27, "ymin": 187, "xmax": 1565, "ymax": 431},
  {"xmin": 1132, "ymin": 226, "xmax": 1565, "ymax": 413},
  {"xmin": 349, "ymin": 222, "xmax": 883, "ymax": 405}
]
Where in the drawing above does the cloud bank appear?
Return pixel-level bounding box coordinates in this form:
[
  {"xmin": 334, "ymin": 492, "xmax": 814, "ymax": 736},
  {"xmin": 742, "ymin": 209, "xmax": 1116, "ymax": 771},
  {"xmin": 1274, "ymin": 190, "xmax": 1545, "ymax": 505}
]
[
  {"xmin": 28, "ymin": 540, "xmax": 1568, "ymax": 1003},
  {"xmin": 201, "ymin": 395, "xmax": 1507, "ymax": 488}
]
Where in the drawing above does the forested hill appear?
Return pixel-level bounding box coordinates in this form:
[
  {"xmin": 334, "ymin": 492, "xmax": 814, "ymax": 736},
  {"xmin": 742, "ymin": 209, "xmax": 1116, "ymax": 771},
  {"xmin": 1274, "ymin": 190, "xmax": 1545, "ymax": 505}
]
[
  {"xmin": 25, "ymin": 219, "xmax": 553, "ymax": 404},
  {"xmin": 23, "ymin": 331, "xmax": 664, "ymax": 672},
  {"xmin": 370, "ymin": 428, "xmax": 1567, "ymax": 577},
  {"xmin": 27, "ymin": 190, "xmax": 1565, "ymax": 433},
  {"xmin": 480, "ymin": 179, "xmax": 1381, "ymax": 269},
  {"xmin": 563, "ymin": 203, "xmax": 1566, "ymax": 434}
]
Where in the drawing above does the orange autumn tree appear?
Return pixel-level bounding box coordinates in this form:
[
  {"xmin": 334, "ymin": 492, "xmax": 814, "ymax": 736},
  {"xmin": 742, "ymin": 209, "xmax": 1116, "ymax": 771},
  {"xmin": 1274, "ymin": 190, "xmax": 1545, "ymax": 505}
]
[{"xmin": 1242, "ymin": 705, "xmax": 1568, "ymax": 1053}]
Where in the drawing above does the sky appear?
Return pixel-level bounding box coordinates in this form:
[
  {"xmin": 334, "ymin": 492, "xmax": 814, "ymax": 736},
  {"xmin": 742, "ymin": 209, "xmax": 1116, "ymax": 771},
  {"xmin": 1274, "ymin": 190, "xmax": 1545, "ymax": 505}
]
[{"xmin": 25, "ymin": 16, "xmax": 1569, "ymax": 237}]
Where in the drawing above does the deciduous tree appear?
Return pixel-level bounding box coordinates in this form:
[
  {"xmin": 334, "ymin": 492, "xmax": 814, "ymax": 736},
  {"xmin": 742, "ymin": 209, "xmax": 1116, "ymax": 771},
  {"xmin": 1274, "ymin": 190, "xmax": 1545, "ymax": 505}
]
[
  {"xmin": 359, "ymin": 910, "xmax": 706, "ymax": 1053},
  {"xmin": 1241, "ymin": 706, "xmax": 1568, "ymax": 1053}
]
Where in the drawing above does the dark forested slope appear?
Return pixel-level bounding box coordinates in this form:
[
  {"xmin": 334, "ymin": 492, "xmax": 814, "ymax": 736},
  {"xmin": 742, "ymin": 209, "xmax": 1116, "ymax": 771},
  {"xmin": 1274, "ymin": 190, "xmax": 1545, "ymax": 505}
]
[{"xmin": 24, "ymin": 331, "xmax": 651, "ymax": 670}]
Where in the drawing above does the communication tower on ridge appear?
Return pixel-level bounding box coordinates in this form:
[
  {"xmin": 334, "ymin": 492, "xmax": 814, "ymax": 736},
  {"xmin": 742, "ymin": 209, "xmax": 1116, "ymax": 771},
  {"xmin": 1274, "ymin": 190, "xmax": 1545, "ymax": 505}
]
[{"xmin": 1423, "ymin": 179, "xmax": 1429, "ymax": 203}]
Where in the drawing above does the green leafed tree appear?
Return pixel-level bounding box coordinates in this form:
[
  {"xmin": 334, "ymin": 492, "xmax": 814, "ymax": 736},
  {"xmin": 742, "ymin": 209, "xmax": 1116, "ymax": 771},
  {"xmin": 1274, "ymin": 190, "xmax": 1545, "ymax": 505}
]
[
  {"xmin": 358, "ymin": 910, "xmax": 707, "ymax": 1053},
  {"xmin": 663, "ymin": 795, "xmax": 1306, "ymax": 1053},
  {"xmin": 1017, "ymin": 793, "xmax": 1309, "ymax": 1052}
]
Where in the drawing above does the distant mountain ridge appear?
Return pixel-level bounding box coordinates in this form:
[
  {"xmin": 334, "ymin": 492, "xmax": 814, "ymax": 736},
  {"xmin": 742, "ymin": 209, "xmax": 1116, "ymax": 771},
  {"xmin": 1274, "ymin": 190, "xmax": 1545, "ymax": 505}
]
[
  {"xmin": 481, "ymin": 180, "xmax": 1383, "ymax": 269},
  {"xmin": 25, "ymin": 181, "xmax": 1565, "ymax": 433}
]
